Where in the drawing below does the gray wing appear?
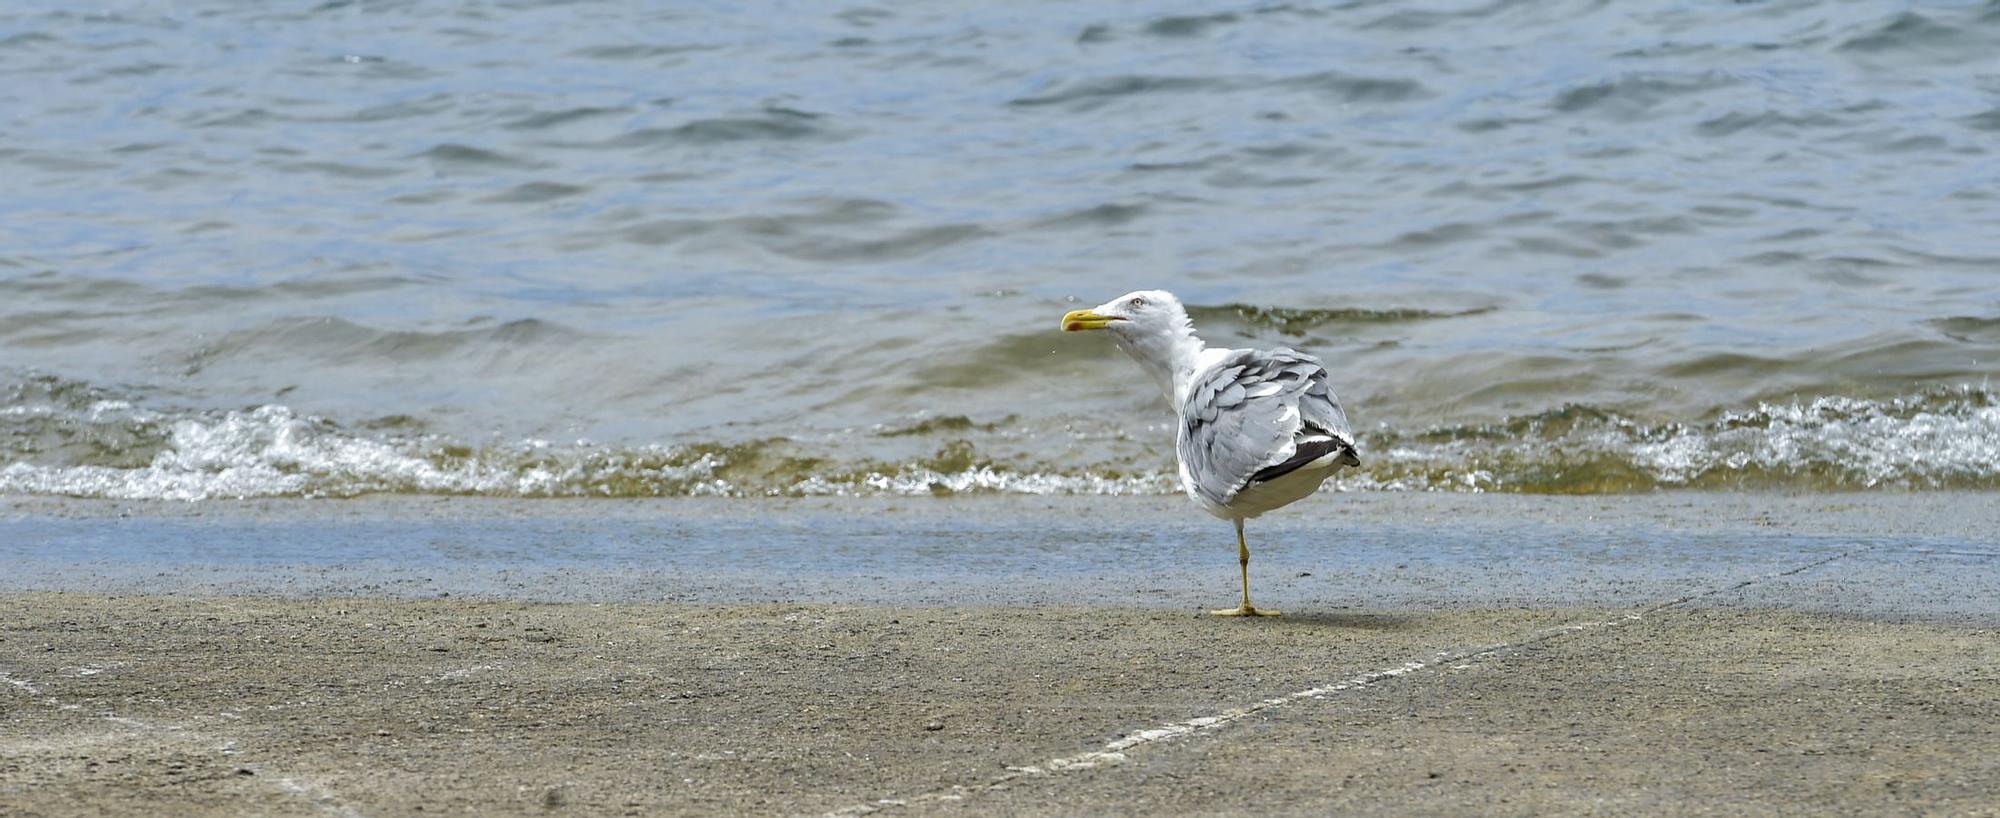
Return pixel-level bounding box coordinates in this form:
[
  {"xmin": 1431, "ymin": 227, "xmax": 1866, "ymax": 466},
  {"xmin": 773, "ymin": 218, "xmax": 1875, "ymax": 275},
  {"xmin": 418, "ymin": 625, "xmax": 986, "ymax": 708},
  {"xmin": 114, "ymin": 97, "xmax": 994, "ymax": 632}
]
[{"xmin": 1177, "ymin": 348, "xmax": 1358, "ymax": 509}]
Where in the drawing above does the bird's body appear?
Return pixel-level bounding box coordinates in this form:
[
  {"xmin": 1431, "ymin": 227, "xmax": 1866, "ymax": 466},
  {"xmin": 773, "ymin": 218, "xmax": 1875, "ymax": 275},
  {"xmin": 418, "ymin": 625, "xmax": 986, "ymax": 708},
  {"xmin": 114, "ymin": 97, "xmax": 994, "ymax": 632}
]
[{"xmin": 1062, "ymin": 290, "xmax": 1359, "ymax": 616}]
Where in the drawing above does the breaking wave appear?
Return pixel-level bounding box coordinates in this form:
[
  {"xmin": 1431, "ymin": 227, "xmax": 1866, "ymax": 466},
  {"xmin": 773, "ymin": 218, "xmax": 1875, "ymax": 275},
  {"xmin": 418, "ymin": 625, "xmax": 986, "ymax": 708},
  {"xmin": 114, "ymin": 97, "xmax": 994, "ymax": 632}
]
[
  {"xmin": 3, "ymin": 375, "xmax": 1997, "ymax": 500},
  {"xmin": 1361, "ymin": 389, "xmax": 2000, "ymax": 493}
]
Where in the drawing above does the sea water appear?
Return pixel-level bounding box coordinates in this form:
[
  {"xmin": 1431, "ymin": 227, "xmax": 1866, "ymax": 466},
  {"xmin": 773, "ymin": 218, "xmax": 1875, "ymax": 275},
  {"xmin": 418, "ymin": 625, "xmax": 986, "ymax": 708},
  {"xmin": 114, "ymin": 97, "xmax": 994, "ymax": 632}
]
[{"xmin": 5, "ymin": 1, "xmax": 2000, "ymax": 499}]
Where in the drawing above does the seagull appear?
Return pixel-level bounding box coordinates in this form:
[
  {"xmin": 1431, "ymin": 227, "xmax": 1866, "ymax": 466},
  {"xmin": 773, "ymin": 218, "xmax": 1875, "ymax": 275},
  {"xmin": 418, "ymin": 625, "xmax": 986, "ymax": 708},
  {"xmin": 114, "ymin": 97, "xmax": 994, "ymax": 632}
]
[{"xmin": 1062, "ymin": 290, "xmax": 1360, "ymax": 617}]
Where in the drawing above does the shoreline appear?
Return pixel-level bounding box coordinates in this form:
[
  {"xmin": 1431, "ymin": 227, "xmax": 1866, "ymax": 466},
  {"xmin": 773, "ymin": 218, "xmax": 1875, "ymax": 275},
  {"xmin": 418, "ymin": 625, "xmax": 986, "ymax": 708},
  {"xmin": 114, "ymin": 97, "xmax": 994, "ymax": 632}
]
[{"xmin": 3, "ymin": 492, "xmax": 1996, "ymax": 622}]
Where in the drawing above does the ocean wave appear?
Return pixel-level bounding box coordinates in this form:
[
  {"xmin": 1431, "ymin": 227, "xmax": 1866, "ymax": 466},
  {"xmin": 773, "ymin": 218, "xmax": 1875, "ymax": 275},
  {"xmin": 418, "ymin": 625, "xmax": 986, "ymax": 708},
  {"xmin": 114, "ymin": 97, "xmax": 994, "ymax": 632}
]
[
  {"xmin": 1364, "ymin": 388, "xmax": 2000, "ymax": 493},
  {"xmin": 3, "ymin": 381, "xmax": 1997, "ymax": 500},
  {"xmin": 1836, "ymin": 11, "xmax": 2000, "ymax": 65},
  {"xmin": 1007, "ymin": 75, "xmax": 1225, "ymax": 109},
  {"xmin": 1188, "ymin": 304, "xmax": 1494, "ymax": 336},
  {"xmin": 1550, "ymin": 71, "xmax": 1736, "ymax": 119},
  {"xmin": 602, "ymin": 108, "xmax": 832, "ymax": 148},
  {"xmin": 0, "ymin": 403, "xmax": 1162, "ymax": 500}
]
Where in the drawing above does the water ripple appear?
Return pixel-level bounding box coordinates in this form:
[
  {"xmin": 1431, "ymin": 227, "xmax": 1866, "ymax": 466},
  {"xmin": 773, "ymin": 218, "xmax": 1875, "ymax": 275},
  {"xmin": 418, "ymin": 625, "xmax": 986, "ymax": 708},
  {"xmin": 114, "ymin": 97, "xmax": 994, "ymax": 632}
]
[{"xmin": 4, "ymin": 0, "xmax": 1998, "ymax": 497}]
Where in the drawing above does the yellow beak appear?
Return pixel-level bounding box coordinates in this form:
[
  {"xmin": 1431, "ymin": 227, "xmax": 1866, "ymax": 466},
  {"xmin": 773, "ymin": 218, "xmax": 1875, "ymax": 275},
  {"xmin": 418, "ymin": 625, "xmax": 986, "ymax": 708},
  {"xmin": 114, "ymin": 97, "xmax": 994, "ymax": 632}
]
[{"xmin": 1061, "ymin": 309, "xmax": 1121, "ymax": 332}]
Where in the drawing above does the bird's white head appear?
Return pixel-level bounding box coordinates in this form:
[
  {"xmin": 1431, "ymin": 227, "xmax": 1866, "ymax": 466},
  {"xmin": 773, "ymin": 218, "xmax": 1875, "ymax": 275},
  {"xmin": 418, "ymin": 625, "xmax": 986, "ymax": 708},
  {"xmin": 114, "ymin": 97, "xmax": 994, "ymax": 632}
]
[
  {"xmin": 1059, "ymin": 290, "xmax": 1189, "ymax": 339},
  {"xmin": 1060, "ymin": 290, "xmax": 1205, "ymax": 406}
]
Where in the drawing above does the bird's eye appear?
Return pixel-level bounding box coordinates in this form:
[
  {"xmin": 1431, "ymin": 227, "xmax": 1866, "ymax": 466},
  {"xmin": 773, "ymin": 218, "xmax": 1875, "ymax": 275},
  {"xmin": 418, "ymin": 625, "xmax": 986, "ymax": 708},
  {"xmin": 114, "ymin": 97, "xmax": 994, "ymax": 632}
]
[{"xmin": 1129, "ymin": 297, "xmax": 1146, "ymax": 308}]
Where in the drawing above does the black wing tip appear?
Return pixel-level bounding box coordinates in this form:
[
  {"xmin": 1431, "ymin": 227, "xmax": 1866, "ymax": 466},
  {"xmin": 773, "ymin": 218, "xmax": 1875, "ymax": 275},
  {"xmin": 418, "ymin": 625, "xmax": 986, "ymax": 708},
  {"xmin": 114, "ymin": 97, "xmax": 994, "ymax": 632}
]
[{"xmin": 1247, "ymin": 437, "xmax": 1359, "ymax": 484}]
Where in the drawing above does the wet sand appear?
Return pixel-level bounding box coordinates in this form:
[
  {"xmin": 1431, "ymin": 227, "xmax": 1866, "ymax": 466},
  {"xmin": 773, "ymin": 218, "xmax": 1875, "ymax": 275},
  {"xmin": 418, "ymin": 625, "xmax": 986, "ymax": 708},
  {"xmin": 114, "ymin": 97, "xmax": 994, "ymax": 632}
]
[{"xmin": 2, "ymin": 495, "xmax": 1998, "ymax": 816}]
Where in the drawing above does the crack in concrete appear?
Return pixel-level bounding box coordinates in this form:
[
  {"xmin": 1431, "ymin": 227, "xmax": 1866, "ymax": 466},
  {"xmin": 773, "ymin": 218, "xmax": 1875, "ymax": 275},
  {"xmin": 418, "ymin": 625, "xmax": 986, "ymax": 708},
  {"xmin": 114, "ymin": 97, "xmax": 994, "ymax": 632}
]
[{"xmin": 817, "ymin": 547, "xmax": 1868, "ymax": 817}]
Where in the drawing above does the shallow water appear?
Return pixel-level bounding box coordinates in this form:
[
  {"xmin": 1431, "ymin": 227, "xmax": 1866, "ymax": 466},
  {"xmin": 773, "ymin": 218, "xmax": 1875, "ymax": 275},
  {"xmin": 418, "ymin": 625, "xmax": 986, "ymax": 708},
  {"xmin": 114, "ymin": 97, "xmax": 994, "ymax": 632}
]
[
  {"xmin": 4, "ymin": 0, "xmax": 2000, "ymax": 498},
  {"xmin": 4, "ymin": 496, "xmax": 1996, "ymax": 620}
]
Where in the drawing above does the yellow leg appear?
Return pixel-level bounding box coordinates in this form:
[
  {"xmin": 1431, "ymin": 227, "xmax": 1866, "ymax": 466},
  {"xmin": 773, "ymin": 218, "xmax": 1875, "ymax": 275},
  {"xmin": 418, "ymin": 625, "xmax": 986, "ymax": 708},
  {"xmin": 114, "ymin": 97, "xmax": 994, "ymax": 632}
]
[{"xmin": 1210, "ymin": 520, "xmax": 1279, "ymax": 617}]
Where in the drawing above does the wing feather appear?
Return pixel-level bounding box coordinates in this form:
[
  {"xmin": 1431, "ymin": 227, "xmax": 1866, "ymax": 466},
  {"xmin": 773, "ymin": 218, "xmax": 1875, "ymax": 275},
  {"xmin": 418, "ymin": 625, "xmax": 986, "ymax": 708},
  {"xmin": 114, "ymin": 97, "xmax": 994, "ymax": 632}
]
[{"xmin": 1177, "ymin": 348, "xmax": 1357, "ymax": 508}]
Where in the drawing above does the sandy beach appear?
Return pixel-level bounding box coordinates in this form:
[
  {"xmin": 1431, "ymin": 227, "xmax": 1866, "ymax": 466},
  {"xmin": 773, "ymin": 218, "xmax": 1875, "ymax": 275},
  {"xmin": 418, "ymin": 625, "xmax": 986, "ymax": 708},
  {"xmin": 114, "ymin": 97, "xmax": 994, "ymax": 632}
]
[{"xmin": 3, "ymin": 494, "xmax": 1997, "ymax": 816}]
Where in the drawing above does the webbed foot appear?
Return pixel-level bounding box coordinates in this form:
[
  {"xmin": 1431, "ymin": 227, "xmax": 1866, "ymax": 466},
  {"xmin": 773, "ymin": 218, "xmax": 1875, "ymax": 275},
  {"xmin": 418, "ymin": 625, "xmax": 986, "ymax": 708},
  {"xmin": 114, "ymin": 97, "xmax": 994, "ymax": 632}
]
[{"xmin": 1208, "ymin": 605, "xmax": 1281, "ymax": 617}]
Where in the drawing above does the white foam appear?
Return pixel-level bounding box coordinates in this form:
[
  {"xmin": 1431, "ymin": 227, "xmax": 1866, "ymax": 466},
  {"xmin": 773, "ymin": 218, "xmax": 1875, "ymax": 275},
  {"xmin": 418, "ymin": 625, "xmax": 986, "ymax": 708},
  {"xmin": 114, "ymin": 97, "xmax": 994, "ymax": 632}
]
[
  {"xmin": 788, "ymin": 466, "xmax": 1174, "ymax": 497},
  {"xmin": 0, "ymin": 405, "xmax": 731, "ymax": 500},
  {"xmin": 4, "ymin": 389, "xmax": 1998, "ymax": 499},
  {"xmin": 1351, "ymin": 389, "xmax": 2000, "ymax": 491},
  {"xmin": 1627, "ymin": 394, "xmax": 2000, "ymax": 487}
]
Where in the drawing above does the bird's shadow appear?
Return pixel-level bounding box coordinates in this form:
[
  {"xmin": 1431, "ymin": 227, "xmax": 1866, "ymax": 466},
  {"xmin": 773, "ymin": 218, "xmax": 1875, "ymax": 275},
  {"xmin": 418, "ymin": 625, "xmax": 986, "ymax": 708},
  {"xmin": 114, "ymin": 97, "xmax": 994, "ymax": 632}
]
[{"xmin": 1259, "ymin": 611, "xmax": 1422, "ymax": 631}]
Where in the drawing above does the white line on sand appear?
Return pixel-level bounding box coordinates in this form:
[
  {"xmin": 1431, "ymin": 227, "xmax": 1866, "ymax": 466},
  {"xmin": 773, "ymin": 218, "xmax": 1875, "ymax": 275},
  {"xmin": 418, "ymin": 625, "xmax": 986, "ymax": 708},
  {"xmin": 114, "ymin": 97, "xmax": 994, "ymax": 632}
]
[
  {"xmin": 92, "ymin": 714, "xmax": 368, "ymax": 818},
  {"xmin": 0, "ymin": 671, "xmax": 41, "ymax": 695},
  {"xmin": 818, "ymin": 548, "xmax": 1862, "ymax": 817},
  {"xmin": 9, "ymin": 669, "xmax": 370, "ymax": 818},
  {"xmin": 277, "ymin": 777, "xmax": 371, "ymax": 818}
]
